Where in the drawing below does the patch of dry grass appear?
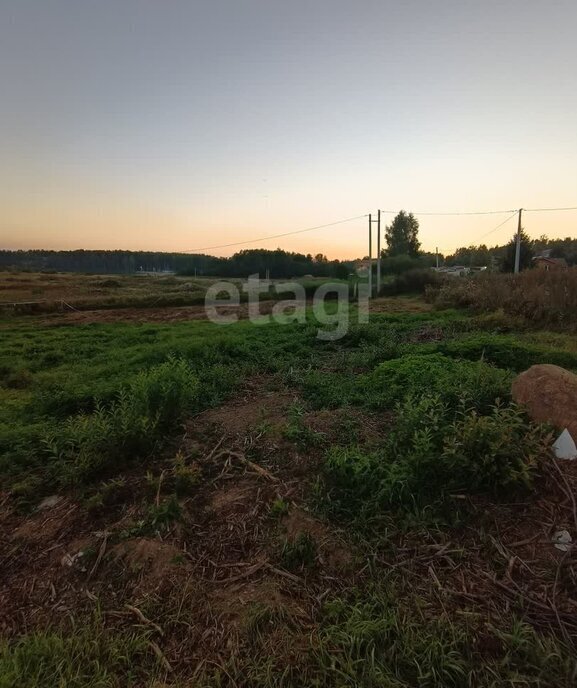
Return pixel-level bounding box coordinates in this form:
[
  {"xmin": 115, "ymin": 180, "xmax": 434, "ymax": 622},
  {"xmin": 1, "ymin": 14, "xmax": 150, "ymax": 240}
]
[{"xmin": 428, "ymin": 268, "xmax": 577, "ymax": 328}]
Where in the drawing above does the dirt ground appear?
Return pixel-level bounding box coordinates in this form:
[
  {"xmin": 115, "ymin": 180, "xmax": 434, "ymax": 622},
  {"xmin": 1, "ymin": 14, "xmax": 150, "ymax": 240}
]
[
  {"xmin": 0, "ymin": 270, "xmax": 432, "ymax": 325},
  {"xmin": 0, "ymin": 380, "xmax": 375, "ymax": 671},
  {"xmin": 2, "ymin": 376, "xmax": 577, "ymax": 680}
]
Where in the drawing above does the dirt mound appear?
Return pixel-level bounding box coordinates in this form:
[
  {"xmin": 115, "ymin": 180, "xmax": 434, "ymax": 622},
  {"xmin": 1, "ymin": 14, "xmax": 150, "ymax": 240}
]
[
  {"xmin": 12, "ymin": 498, "xmax": 79, "ymax": 545},
  {"xmin": 109, "ymin": 537, "xmax": 188, "ymax": 585},
  {"xmin": 209, "ymin": 479, "xmax": 264, "ymax": 515},
  {"xmin": 210, "ymin": 578, "xmax": 295, "ymax": 625},
  {"xmin": 195, "ymin": 388, "xmax": 295, "ymax": 438},
  {"xmin": 512, "ymin": 364, "xmax": 577, "ymax": 437},
  {"xmin": 283, "ymin": 508, "xmax": 354, "ymax": 572}
]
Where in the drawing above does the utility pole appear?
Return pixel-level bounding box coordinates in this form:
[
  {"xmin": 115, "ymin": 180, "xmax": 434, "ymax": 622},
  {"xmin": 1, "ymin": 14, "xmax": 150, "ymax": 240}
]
[
  {"xmin": 436, "ymin": 247, "xmax": 439, "ymax": 269},
  {"xmin": 368, "ymin": 214, "xmax": 372, "ymax": 298},
  {"xmin": 376, "ymin": 209, "xmax": 381, "ymax": 296},
  {"xmin": 514, "ymin": 208, "xmax": 523, "ymax": 274}
]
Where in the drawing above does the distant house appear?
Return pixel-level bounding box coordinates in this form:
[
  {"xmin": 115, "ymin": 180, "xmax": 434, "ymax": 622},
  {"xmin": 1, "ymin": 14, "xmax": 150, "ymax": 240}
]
[
  {"xmin": 533, "ymin": 256, "xmax": 568, "ymax": 270},
  {"xmin": 435, "ymin": 265, "xmax": 470, "ymax": 277}
]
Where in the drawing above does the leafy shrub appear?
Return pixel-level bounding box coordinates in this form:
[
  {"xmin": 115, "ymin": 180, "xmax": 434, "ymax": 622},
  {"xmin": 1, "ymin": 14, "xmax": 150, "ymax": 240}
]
[
  {"xmin": 437, "ymin": 333, "xmax": 577, "ymax": 372},
  {"xmin": 127, "ymin": 355, "xmax": 199, "ymax": 430},
  {"xmin": 380, "ymin": 268, "xmax": 445, "ymax": 296},
  {"xmin": 442, "ymin": 405, "xmax": 540, "ymax": 492},
  {"xmin": 364, "ymin": 353, "xmax": 512, "ymax": 412},
  {"xmin": 42, "ymin": 356, "xmax": 200, "ymax": 485},
  {"xmin": 84, "ymin": 477, "xmax": 127, "ymax": 512},
  {"xmin": 9, "ymin": 475, "xmax": 45, "ymax": 512},
  {"xmin": 324, "ymin": 395, "xmax": 543, "ymax": 520}
]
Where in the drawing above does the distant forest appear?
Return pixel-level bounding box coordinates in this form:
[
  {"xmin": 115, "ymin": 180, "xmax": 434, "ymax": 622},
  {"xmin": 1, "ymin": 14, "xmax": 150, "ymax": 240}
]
[
  {"xmin": 0, "ymin": 248, "xmax": 353, "ymax": 279},
  {"xmin": 2, "ymin": 233, "xmax": 577, "ymax": 278},
  {"xmin": 444, "ymin": 235, "xmax": 577, "ymax": 268}
]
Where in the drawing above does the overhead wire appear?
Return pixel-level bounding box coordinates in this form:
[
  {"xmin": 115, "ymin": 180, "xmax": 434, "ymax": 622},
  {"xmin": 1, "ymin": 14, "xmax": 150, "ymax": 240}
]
[
  {"xmin": 475, "ymin": 210, "xmax": 520, "ymax": 241},
  {"xmin": 182, "ymin": 205, "xmax": 577, "ymax": 254},
  {"xmin": 525, "ymin": 206, "xmax": 577, "ymax": 212},
  {"xmin": 183, "ymin": 214, "xmax": 367, "ymax": 253},
  {"xmin": 379, "ymin": 208, "xmax": 516, "ymax": 216}
]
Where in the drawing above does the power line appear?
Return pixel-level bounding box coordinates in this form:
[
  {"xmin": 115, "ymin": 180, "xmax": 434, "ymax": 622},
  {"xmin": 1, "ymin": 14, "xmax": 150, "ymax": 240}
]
[
  {"xmin": 525, "ymin": 206, "xmax": 577, "ymax": 212},
  {"xmin": 475, "ymin": 211, "xmax": 519, "ymax": 241},
  {"xmin": 184, "ymin": 214, "xmax": 367, "ymax": 253},
  {"xmin": 183, "ymin": 204, "xmax": 577, "ymax": 255},
  {"xmin": 379, "ymin": 208, "xmax": 516, "ymax": 216}
]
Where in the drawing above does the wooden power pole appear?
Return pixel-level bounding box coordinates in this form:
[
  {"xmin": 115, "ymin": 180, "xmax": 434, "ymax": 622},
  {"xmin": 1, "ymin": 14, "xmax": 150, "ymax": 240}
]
[
  {"xmin": 368, "ymin": 214, "xmax": 372, "ymax": 298},
  {"xmin": 376, "ymin": 209, "xmax": 381, "ymax": 295},
  {"xmin": 514, "ymin": 208, "xmax": 523, "ymax": 274}
]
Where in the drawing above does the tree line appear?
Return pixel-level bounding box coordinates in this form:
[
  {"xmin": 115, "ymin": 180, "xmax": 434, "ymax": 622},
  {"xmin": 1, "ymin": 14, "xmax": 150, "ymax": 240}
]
[
  {"xmin": 381, "ymin": 211, "xmax": 577, "ymax": 272},
  {"xmin": 2, "ymin": 212, "xmax": 575, "ymax": 277},
  {"xmin": 444, "ymin": 232, "xmax": 577, "ymax": 271},
  {"xmin": 0, "ymin": 248, "xmax": 352, "ymax": 279}
]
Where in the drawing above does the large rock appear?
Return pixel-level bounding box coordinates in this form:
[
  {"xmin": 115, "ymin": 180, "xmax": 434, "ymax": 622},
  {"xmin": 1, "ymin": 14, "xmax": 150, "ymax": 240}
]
[{"xmin": 512, "ymin": 364, "xmax": 577, "ymax": 437}]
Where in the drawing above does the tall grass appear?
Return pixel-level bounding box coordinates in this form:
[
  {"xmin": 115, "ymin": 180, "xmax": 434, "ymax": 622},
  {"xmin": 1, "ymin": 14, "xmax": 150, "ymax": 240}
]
[
  {"xmin": 312, "ymin": 588, "xmax": 577, "ymax": 688},
  {"xmin": 42, "ymin": 356, "xmax": 200, "ymax": 485},
  {"xmin": 0, "ymin": 615, "xmax": 154, "ymax": 688},
  {"xmin": 427, "ymin": 268, "xmax": 577, "ymax": 328}
]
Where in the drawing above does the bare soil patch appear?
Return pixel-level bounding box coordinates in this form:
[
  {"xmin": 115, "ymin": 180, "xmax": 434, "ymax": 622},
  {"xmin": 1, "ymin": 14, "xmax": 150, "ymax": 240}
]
[{"xmin": 3, "ymin": 375, "xmax": 577, "ymax": 678}]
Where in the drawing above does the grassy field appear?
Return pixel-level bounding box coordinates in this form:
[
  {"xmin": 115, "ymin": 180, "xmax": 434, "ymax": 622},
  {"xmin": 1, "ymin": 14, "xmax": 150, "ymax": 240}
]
[
  {"xmin": 0, "ymin": 271, "xmax": 251, "ymax": 318},
  {"xmin": 1, "ymin": 272, "xmax": 577, "ymax": 686}
]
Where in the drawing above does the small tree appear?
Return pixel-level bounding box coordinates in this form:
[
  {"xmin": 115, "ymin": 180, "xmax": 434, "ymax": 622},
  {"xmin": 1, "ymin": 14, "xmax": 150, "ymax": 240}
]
[
  {"xmin": 384, "ymin": 211, "xmax": 421, "ymax": 258},
  {"xmin": 502, "ymin": 229, "xmax": 534, "ymax": 272}
]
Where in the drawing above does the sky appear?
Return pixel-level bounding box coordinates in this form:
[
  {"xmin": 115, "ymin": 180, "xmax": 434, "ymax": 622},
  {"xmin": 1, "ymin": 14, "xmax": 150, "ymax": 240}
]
[{"xmin": 1, "ymin": 0, "xmax": 577, "ymax": 259}]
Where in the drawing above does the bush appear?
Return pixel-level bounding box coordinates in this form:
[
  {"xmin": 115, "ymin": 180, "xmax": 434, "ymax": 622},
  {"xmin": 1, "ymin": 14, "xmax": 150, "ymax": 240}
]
[
  {"xmin": 380, "ymin": 269, "xmax": 444, "ymax": 296},
  {"xmin": 324, "ymin": 395, "xmax": 543, "ymax": 520},
  {"xmin": 42, "ymin": 356, "xmax": 200, "ymax": 485},
  {"xmin": 437, "ymin": 333, "xmax": 577, "ymax": 372},
  {"xmin": 364, "ymin": 353, "xmax": 512, "ymax": 412},
  {"xmin": 380, "ymin": 254, "xmax": 423, "ymax": 275}
]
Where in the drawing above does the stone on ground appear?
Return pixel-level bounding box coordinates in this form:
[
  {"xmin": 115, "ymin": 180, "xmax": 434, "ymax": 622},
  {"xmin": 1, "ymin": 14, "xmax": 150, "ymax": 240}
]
[{"xmin": 512, "ymin": 364, "xmax": 577, "ymax": 438}]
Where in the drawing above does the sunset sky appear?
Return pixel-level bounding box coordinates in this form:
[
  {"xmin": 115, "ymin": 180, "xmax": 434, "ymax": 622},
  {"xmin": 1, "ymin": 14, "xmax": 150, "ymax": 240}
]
[{"xmin": 1, "ymin": 0, "xmax": 577, "ymax": 258}]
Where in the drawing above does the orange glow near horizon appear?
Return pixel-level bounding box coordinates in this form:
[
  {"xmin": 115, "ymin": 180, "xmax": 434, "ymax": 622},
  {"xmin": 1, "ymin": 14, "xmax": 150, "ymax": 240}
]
[
  {"xmin": 3, "ymin": 194, "xmax": 577, "ymax": 260},
  {"xmin": 2, "ymin": 2, "xmax": 577, "ymax": 259}
]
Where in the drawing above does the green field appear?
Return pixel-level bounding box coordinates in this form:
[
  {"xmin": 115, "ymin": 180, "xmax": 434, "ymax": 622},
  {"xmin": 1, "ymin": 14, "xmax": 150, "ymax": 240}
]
[{"xmin": 1, "ymin": 281, "xmax": 577, "ymax": 687}]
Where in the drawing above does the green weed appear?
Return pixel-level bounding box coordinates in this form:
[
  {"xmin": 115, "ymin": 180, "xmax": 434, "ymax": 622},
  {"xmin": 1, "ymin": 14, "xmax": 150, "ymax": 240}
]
[
  {"xmin": 365, "ymin": 353, "xmax": 512, "ymax": 412},
  {"xmin": 283, "ymin": 403, "xmax": 325, "ymax": 448},
  {"xmin": 323, "ymin": 395, "xmax": 544, "ymax": 522},
  {"xmin": 269, "ymin": 498, "xmax": 290, "ymax": 518},
  {"xmin": 280, "ymin": 532, "xmax": 317, "ymax": 571},
  {"xmin": 146, "ymin": 495, "xmax": 182, "ymax": 530},
  {"xmin": 172, "ymin": 452, "xmax": 201, "ymax": 496},
  {"xmin": 0, "ymin": 615, "xmax": 155, "ymax": 688},
  {"xmin": 41, "ymin": 356, "xmax": 200, "ymax": 485},
  {"xmin": 84, "ymin": 477, "xmax": 127, "ymax": 513},
  {"xmin": 313, "ymin": 587, "xmax": 577, "ymax": 687}
]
